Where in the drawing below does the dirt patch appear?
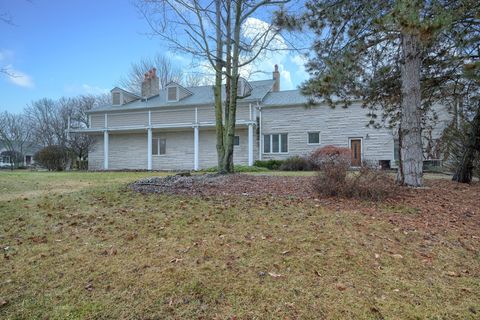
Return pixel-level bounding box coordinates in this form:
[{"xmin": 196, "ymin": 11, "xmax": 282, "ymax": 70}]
[{"xmin": 129, "ymin": 173, "xmax": 316, "ymax": 198}]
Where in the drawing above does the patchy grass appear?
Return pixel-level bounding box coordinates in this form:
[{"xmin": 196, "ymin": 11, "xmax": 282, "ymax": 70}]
[{"xmin": 0, "ymin": 171, "xmax": 479, "ymax": 319}]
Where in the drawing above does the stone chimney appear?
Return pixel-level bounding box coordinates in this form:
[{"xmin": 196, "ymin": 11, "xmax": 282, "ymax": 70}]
[
  {"xmin": 141, "ymin": 68, "xmax": 160, "ymax": 98},
  {"xmin": 272, "ymin": 64, "xmax": 280, "ymax": 92}
]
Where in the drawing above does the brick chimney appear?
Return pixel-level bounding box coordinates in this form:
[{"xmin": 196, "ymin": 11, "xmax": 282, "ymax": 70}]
[
  {"xmin": 141, "ymin": 68, "xmax": 160, "ymax": 98},
  {"xmin": 272, "ymin": 64, "xmax": 280, "ymax": 92}
]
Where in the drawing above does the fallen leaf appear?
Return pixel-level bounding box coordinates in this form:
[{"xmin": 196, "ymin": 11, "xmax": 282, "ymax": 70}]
[
  {"xmin": 0, "ymin": 298, "xmax": 8, "ymax": 307},
  {"xmin": 392, "ymin": 254, "xmax": 403, "ymax": 259},
  {"xmin": 336, "ymin": 283, "xmax": 347, "ymax": 291},
  {"xmin": 170, "ymin": 258, "xmax": 183, "ymax": 263},
  {"xmin": 268, "ymin": 272, "xmax": 283, "ymax": 278},
  {"xmin": 281, "ymin": 250, "xmax": 290, "ymax": 255}
]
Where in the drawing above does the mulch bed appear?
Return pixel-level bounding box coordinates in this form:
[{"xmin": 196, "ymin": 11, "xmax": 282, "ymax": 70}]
[
  {"xmin": 129, "ymin": 173, "xmax": 316, "ymax": 198},
  {"xmin": 129, "ymin": 173, "xmax": 480, "ymax": 235}
]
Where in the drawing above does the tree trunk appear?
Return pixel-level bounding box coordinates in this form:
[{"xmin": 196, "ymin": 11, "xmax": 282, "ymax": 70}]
[
  {"xmin": 216, "ymin": 0, "xmax": 241, "ymax": 174},
  {"xmin": 399, "ymin": 32, "xmax": 423, "ymax": 187},
  {"xmin": 214, "ymin": 0, "xmax": 226, "ymax": 173},
  {"xmin": 453, "ymin": 106, "xmax": 480, "ymax": 183}
]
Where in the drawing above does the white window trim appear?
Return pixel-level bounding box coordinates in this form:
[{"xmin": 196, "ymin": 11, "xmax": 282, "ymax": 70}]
[
  {"xmin": 307, "ymin": 131, "xmax": 321, "ymax": 145},
  {"xmin": 167, "ymin": 86, "xmax": 179, "ymax": 102},
  {"xmin": 152, "ymin": 137, "xmax": 167, "ymax": 156},
  {"xmin": 263, "ymin": 133, "xmax": 289, "ymax": 154}
]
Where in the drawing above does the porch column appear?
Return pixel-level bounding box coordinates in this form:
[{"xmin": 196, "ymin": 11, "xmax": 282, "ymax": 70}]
[
  {"xmin": 103, "ymin": 130, "xmax": 109, "ymax": 170},
  {"xmin": 193, "ymin": 125, "xmax": 199, "ymax": 170},
  {"xmin": 147, "ymin": 128, "xmax": 152, "ymax": 170},
  {"xmin": 248, "ymin": 123, "xmax": 254, "ymax": 166}
]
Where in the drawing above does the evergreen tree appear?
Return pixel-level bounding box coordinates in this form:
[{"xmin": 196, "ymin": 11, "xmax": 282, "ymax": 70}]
[{"xmin": 277, "ymin": 0, "xmax": 480, "ymax": 186}]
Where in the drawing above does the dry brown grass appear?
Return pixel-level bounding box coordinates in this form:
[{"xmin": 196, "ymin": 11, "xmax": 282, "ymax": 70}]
[{"xmin": 0, "ymin": 171, "xmax": 479, "ymax": 319}]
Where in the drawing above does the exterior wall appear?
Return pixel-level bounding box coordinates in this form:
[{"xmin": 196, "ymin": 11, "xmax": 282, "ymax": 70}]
[
  {"xmin": 260, "ymin": 103, "xmax": 395, "ymax": 164},
  {"xmin": 88, "ymin": 135, "xmax": 104, "ymax": 170},
  {"xmin": 89, "ymin": 133, "xmax": 148, "ymax": 170},
  {"xmin": 198, "ymin": 129, "xmax": 250, "ymax": 169},
  {"xmin": 89, "ymin": 104, "xmax": 254, "ymax": 129},
  {"xmin": 152, "ymin": 130, "xmax": 194, "ymax": 170},
  {"xmin": 88, "ymin": 127, "xmax": 253, "ymax": 170}
]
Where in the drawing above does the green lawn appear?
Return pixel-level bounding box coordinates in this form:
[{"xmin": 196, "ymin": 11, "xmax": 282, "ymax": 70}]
[{"xmin": 0, "ymin": 170, "xmax": 478, "ymax": 319}]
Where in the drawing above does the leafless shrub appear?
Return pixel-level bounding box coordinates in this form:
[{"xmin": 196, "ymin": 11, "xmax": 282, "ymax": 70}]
[{"xmin": 312, "ymin": 146, "xmax": 397, "ymax": 200}]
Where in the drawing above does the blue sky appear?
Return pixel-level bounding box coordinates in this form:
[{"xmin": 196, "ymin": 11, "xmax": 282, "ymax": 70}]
[{"xmin": 0, "ymin": 0, "xmax": 309, "ymax": 113}]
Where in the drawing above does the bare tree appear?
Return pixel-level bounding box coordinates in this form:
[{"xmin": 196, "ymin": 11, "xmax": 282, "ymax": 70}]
[
  {"xmin": 0, "ymin": 111, "xmax": 32, "ymax": 168},
  {"xmin": 118, "ymin": 54, "xmax": 183, "ymax": 94},
  {"xmin": 137, "ymin": 0, "xmax": 290, "ymax": 173},
  {"xmin": 25, "ymin": 94, "xmax": 105, "ymax": 169},
  {"xmin": 25, "ymin": 98, "xmax": 67, "ymax": 147},
  {"xmin": 66, "ymin": 95, "xmax": 101, "ymax": 169}
]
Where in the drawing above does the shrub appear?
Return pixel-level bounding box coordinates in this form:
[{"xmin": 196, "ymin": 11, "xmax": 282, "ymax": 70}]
[
  {"xmin": 315, "ymin": 163, "xmax": 397, "ymax": 201},
  {"xmin": 348, "ymin": 165, "xmax": 397, "ymax": 201},
  {"xmin": 253, "ymin": 159, "xmax": 284, "ymax": 170},
  {"xmin": 309, "ymin": 145, "xmax": 351, "ymax": 170},
  {"xmin": 279, "ymin": 156, "xmax": 312, "ymax": 171},
  {"xmin": 310, "ymin": 146, "xmax": 351, "ymax": 190},
  {"xmin": 312, "ymin": 146, "xmax": 396, "ymax": 200},
  {"xmin": 34, "ymin": 146, "xmax": 68, "ymax": 171}
]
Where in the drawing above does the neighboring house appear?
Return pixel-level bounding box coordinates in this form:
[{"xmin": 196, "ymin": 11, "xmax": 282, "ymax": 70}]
[
  {"xmin": 71, "ymin": 66, "xmax": 451, "ymax": 171},
  {"xmin": 0, "ymin": 141, "xmax": 40, "ymax": 167}
]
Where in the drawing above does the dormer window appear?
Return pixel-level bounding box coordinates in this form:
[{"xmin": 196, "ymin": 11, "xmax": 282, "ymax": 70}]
[
  {"xmin": 112, "ymin": 92, "xmax": 122, "ymax": 105},
  {"xmin": 167, "ymin": 86, "xmax": 178, "ymax": 102},
  {"xmin": 237, "ymin": 78, "xmax": 252, "ymax": 98}
]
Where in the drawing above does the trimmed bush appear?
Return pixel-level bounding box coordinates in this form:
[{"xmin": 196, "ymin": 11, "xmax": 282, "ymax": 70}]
[
  {"xmin": 253, "ymin": 159, "xmax": 284, "ymax": 170},
  {"xmin": 34, "ymin": 146, "xmax": 68, "ymax": 171},
  {"xmin": 279, "ymin": 156, "xmax": 312, "ymax": 171}
]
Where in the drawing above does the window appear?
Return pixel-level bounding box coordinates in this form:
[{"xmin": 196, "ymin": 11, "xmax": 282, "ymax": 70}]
[
  {"xmin": 234, "ymin": 136, "xmax": 240, "ymax": 146},
  {"xmin": 112, "ymin": 92, "xmax": 121, "ymax": 105},
  {"xmin": 167, "ymin": 86, "xmax": 178, "ymax": 101},
  {"xmin": 152, "ymin": 138, "xmax": 166, "ymax": 155},
  {"xmin": 263, "ymin": 133, "xmax": 288, "ymax": 153},
  {"xmin": 308, "ymin": 132, "xmax": 320, "ymax": 144}
]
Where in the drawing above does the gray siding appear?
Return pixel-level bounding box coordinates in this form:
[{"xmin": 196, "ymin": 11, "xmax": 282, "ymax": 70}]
[
  {"xmin": 88, "ymin": 135, "xmax": 104, "ymax": 170},
  {"xmin": 91, "ymin": 114, "xmax": 104, "ymax": 129},
  {"xmin": 89, "ymin": 104, "xmax": 254, "ymax": 129},
  {"xmin": 198, "ymin": 129, "xmax": 250, "ymax": 169},
  {"xmin": 260, "ymin": 103, "xmax": 395, "ymax": 163},
  {"xmin": 152, "ymin": 130, "xmax": 194, "ymax": 170},
  {"xmin": 109, "ymin": 112, "xmax": 148, "ymax": 127},
  {"xmin": 88, "ymin": 128, "xmax": 253, "ymax": 170}
]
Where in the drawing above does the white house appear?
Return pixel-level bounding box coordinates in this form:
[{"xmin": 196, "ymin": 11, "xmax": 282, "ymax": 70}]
[{"xmin": 71, "ymin": 66, "xmax": 450, "ymax": 170}]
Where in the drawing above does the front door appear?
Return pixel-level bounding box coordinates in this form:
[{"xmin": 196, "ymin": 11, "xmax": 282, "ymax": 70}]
[{"xmin": 350, "ymin": 139, "xmax": 362, "ymax": 166}]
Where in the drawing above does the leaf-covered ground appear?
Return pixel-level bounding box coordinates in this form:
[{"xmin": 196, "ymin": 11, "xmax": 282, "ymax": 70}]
[{"xmin": 0, "ymin": 171, "xmax": 479, "ymax": 319}]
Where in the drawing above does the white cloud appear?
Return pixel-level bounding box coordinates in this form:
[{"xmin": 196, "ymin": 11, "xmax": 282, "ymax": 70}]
[
  {"xmin": 81, "ymin": 84, "xmax": 109, "ymax": 95},
  {"xmin": 0, "ymin": 49, "xmax": 14, "ymax": 62},
  {"xmin": 64, "ymin": 84, "xmax": 109, "ymax": 95},
  {"xmin": 6, "ymin": 65, "xmax": 35, "ymax": 88},
  {"xmin": 291, "ymin": 54, "xmax": 308, "ymax": 69}
]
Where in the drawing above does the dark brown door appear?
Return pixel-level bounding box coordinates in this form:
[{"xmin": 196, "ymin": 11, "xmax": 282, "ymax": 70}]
[{"xmin": 350, "ymin": 139, "xmax": 362, "ymax": 166}]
